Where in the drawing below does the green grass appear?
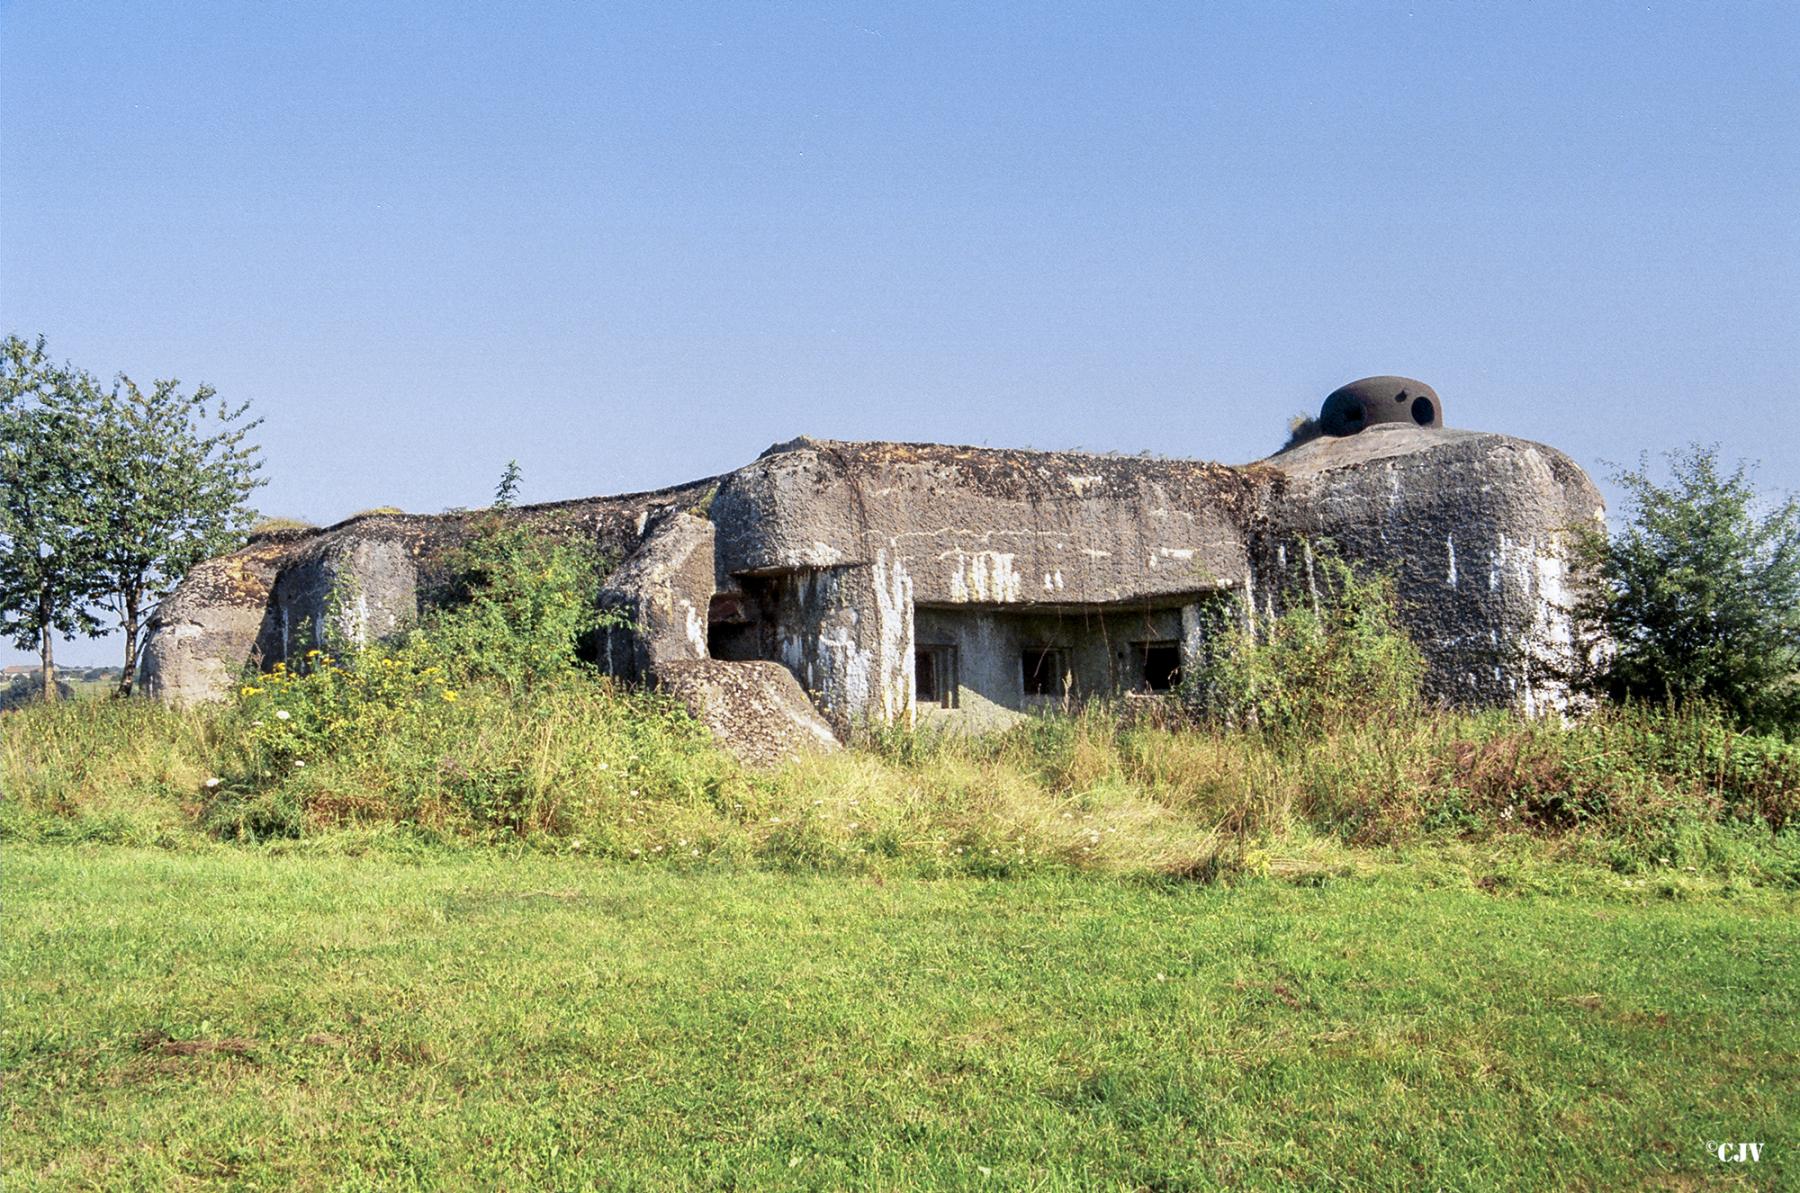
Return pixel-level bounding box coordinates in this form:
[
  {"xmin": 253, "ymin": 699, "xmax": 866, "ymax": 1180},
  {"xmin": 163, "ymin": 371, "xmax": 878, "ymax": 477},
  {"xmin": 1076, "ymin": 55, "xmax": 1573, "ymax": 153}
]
[{"xmin": 5, "ymin": 844, "xmax": 1794, "ymax": 1190}]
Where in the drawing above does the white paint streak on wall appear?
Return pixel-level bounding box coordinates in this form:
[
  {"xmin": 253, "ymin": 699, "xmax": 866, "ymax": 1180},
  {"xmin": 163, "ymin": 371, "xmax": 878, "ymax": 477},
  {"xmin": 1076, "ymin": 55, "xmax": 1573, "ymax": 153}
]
[
  {"xmin": 870, "ymin": 550, "xmax": 916, "ymax": 725},
  {"xmin": 683, "ymin": 601, "xmax": 707, "ymax": 658},
  {"xmin": 944, "ymin": 550, "xmax": 1022, "ymax": 603},
  {"xmin": 1446, "ymin": 534, "xmax": 1458, "ymax": 588},
  {"xmin": 1302, "ymin": 540, "xmax": 1319, "ymax": 614}
]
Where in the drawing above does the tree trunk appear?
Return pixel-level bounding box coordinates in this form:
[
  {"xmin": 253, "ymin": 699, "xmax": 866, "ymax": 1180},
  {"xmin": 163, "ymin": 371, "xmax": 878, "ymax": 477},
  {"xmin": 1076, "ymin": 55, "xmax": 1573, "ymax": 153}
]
[
  {"xmin": 38, "ymin": 593, "xmax": 56, "ymax": 702},
  {"xmin": 117, "ymin": 592, "xmax": 140, "ymax": 698}
]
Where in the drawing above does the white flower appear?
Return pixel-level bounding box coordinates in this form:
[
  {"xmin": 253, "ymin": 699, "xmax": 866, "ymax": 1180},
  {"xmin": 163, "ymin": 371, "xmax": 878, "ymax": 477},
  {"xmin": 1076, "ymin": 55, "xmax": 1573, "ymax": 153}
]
[
  {"xmin": 294, "ymin": 760, "xmax": 306, "ymax": 768},
  {"xmin": 846, "ymin": 822, "xmax": 859, "ymax": 831},
  {"xmin": 204, "ymin": 777, "xmax": 222, "ymax": 789},
  {"xmin": 275, "ymin": 710, "xmax": 291, "ymax": 721},
  {"xmin": 690, "ymin": 849, "xmax": 700, "ymax": 857},
  {"xmin": 251, "ymin": 720, "xmax": 263, "ymax": 728},
  {"xmin": 769, "ymin": 816, "xmax": 781, "ymax": 824},
  {"xmin": 571, "ymin": 839, "xmax": 584, "ymax": 850},
  {"xmin": 598, "ymin": 761, "xmax": 609, "ymax": 771}
]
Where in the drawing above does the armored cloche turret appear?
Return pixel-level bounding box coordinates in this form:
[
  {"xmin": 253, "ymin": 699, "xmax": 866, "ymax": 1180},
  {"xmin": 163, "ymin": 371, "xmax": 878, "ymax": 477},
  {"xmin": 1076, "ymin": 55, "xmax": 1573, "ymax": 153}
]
[{"xmin": 1319, "ymin": 376, "xmax": 1443, "ymax": 437}]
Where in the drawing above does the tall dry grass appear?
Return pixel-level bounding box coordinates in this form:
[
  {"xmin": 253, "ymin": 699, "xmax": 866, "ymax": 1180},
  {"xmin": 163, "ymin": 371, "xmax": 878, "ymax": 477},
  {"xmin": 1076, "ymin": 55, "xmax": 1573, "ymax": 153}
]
[{"xmin": 4, "ymin": 684, "xmax": 1796, "ymax": 884}]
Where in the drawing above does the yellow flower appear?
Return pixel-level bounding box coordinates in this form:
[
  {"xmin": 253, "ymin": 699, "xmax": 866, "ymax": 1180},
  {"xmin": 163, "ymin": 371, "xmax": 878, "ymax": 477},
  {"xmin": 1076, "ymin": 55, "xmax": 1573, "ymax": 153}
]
[
  {"xmin": 442, "ymin": 690, "xmax": 459, "ymax": 702},
  {"xmin": 306, "ymin": 649, "xmax": 322, "ymax": 659},
  {"xmin": 240, "ymin": 685, "xmax": 261, "ymax": 697}
]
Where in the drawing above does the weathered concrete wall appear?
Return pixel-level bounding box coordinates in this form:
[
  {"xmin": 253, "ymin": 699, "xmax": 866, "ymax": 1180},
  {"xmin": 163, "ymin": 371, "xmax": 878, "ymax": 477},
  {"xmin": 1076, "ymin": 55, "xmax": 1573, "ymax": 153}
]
[
  {"xmin": 140, "ymin": 535, "xmax": 298, "ymax": 708},
  {"xmin": 711, "ymin": 439, "xmax": 1264, "ymax": 606},
  {"xmin": 598, "ymin": 512, "xmax": 714, "ymax": 682},
  {"xmin": 142, "ymin": 478, "xmax": 719, "ymax": 705},
  {"xmin": 749, "ymin": 552, "xmax": 915, "ymax": 732},
  {"xmin": 1257, "ymin": 425, "xmax": 1605, "ymax": 712},
  {"xmin": 257, "ymin": 533, "xmax": 418, "ymax": 662}
]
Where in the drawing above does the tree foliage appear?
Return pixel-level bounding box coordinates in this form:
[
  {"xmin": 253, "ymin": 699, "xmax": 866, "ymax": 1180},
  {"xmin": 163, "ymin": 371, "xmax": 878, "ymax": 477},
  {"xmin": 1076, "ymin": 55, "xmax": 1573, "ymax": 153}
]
[
  {"xmin": 0, "ymin": 333, "xmax": 264, "ymax": 698},
  {"xmin": 0, "ymin": 337, "xmax": 106, "ymax": 699},
  {"xmin": 86, "ymin": 372, "xmax": 264, "ymax": 694},
  {"xmin": 1575, "ymin": 446, "xmax": 1800, "ymax": 733}
]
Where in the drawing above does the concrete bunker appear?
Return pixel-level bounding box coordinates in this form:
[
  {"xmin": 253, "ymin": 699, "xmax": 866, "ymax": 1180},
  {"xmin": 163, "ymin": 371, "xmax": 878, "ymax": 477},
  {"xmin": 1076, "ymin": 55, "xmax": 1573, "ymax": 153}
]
[{"xmin": 143, "ymin": 376, "xmax": 1606, "ymax": 758}]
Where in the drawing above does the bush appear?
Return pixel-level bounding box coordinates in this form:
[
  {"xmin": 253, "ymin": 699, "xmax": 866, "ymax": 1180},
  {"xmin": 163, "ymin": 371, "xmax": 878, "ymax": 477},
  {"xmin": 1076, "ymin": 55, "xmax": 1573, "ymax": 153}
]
[
  {"xmin": 1572, "ymin": 445, "xmax": 1800, "ymax": 734},
  {"xmin": 1194, "ymin": 551, "xmax": 1425, "ymax": 737},
  {"xmin": 417, "ymin": 515, "xmax": 619, "ymax": 693}
]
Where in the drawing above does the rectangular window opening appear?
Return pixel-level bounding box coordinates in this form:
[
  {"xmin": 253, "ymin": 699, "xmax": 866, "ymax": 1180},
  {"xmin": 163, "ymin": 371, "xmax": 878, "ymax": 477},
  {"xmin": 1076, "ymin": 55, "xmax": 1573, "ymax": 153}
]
[
  {"xmin": 1020, "ymin": 646, "xmax": 1067, "ymax": 697},
  {"xmin": 915, "ymin": 645, "xmax": 958, "ymax": 709},
  {"xmin": 1134, "ymin": 641, "xmax": 1182, "ymax": 693}
]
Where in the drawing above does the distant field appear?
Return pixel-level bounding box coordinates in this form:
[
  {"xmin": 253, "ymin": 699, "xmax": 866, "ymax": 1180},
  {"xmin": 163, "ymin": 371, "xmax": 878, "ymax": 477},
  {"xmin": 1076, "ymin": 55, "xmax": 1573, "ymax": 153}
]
[{"xmin": 4, "ymin": 845, "xmax": 1793, "ymax": 1190}]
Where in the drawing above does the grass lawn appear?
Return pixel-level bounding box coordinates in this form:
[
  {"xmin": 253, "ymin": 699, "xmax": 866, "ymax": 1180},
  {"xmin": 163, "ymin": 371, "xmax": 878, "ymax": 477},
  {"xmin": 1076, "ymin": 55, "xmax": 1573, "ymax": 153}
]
[{"xmin": 4, "ymin": 845, "xmax": 1794, "ymax": 1190}]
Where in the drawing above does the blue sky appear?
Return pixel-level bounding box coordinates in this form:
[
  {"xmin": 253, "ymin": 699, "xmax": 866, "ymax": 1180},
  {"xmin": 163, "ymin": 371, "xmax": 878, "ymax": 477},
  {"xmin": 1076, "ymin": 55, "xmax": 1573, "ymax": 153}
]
[{"xmin": 3, "ymin": 2, "xmax": 1796, "ymax": 666}]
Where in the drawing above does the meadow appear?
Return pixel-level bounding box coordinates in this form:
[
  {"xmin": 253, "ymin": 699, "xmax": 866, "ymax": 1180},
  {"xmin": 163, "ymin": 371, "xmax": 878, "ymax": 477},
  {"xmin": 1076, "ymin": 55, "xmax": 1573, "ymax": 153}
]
[{"xmin": 5, "ymin": 842, "xmax": 1795, "ymax": 1190}]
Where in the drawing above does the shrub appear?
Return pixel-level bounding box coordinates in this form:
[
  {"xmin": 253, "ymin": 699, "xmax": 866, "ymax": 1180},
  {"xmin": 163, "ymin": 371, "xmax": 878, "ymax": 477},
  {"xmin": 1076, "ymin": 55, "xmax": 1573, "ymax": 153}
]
[
  {"xmin": 1571, "ymin": 445, "xmax": 1800, "ymax": 734},
  {"xmin": 418, "ymin": 515, "xmax": 619, "ymax": 693},
  {"xmin": 1195, "ymin": 551, "xmax": 1424, "ymax": 738}
]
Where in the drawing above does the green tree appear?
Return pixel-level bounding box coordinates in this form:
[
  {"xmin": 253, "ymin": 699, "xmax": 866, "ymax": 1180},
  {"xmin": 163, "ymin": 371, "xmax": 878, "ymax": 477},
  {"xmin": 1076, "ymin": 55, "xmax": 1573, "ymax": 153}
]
[
  {"xmin": 85, "ymin": 373, "xmax": 265, "ymax": 695},
  {"xmin": 1576, "ymin": 446, "xmax": 1800, "ymax": 732},
  {"xmin": 0, "ymin": 336, "xmax": 105, "ymax": 701}
]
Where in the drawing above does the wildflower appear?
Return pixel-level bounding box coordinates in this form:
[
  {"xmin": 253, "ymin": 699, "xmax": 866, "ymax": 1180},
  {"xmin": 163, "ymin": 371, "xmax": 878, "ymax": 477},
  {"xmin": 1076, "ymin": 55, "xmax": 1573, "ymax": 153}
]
[
  {"xmin": 652, "ymin": 844, "xmax": 664, "ymax": 853},
  {"xmin": 630, "ymin": 848, "xmax": 641, "ymax": 857},
  {"xmin": 690, "ymin": 849, "xmax": 700, "ymax": 857},
  {"xmin": 847, "ymin": 822, "xmax": 860, "ymax": 831},
  {"xmin": 441, "ymin": 690, "xmax": 459, "ymax": 702},
  {"xmin": 1499, "ymin": 806, "xmax": 1515, "ymax": 822},
  {"xmin": 204, "ymin": 777, "xmax": 222, "ymax": 789},
  {"xmin": 307, "ymin": 649, "xmax": 322, "ymax": 659},
  {"xmin": 769, "ymin": 816, "xmax": 781, "ymax": 824},
  {"xmin": 251, "ymin": 720, "xmax": 263, "ymax": 728},
  {"xmin": 598, "ymin": 761, "xmax": 609, "ymax": 771},
  {"xmin": 275, "ymin": 710, "xmax": 291, "ymax": 721},
  {"xmin": 240, "ymin": 685, "xmax": 261, "ymax": 697},
  {"xmin": 571, "ymin": 839, "xmax": 584, "ymax": 851},
  {"xmin": 294, "ymin": 760, "xmax": 306, "ymax": 768}
]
